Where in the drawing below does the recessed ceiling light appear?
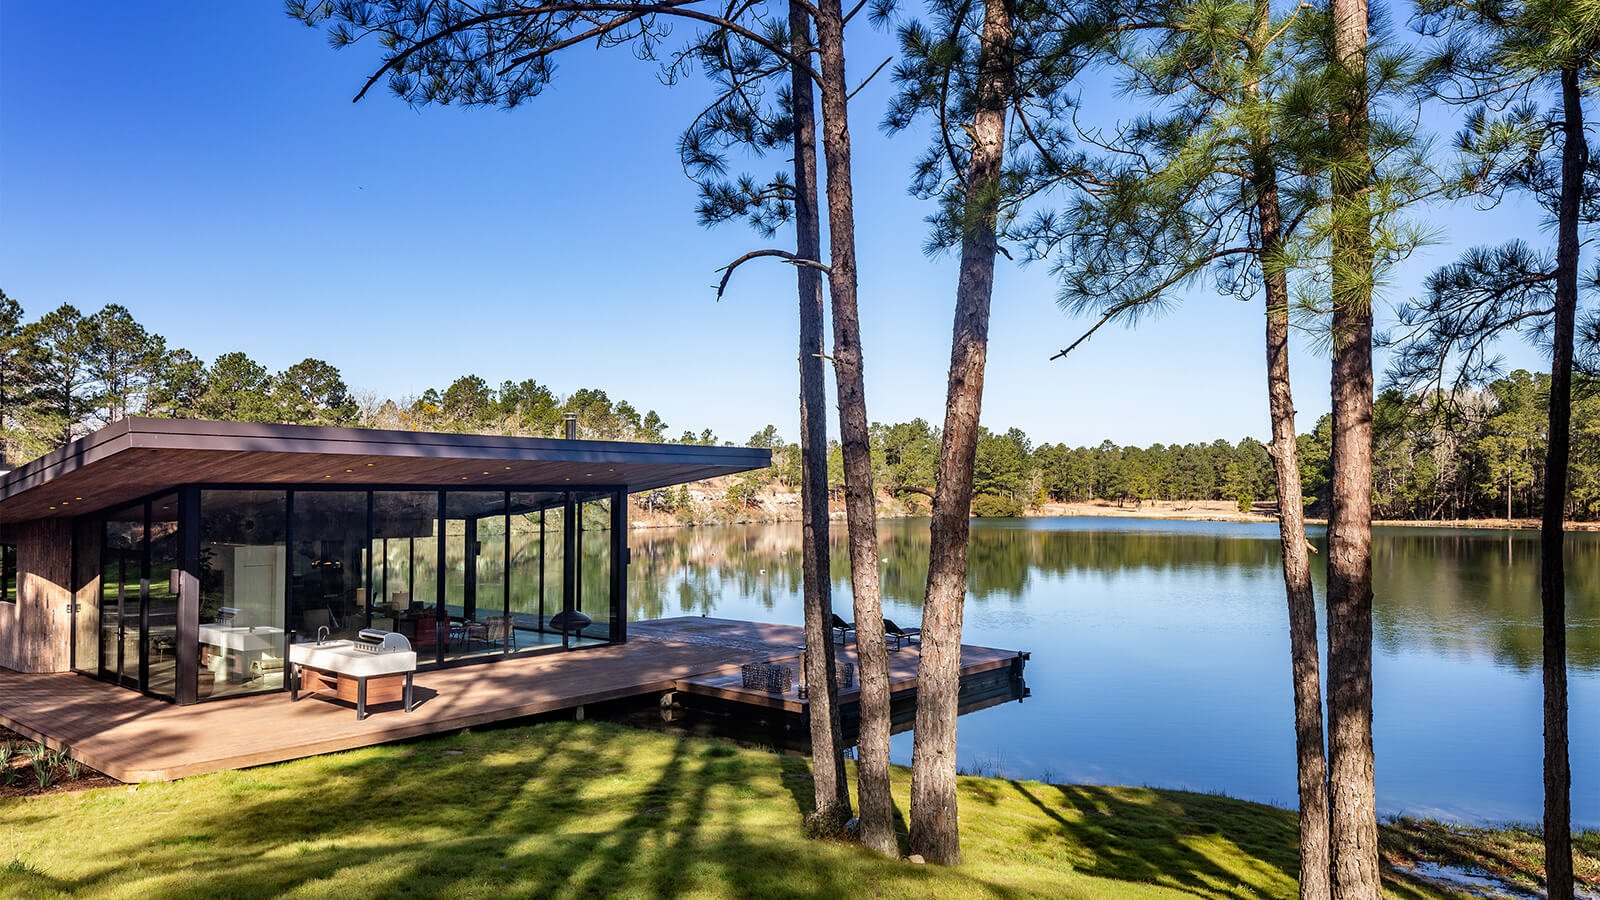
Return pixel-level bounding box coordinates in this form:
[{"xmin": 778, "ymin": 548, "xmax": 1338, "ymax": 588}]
[
  {"xmin": 74, "ymin": 497, "xmax": 83, "ymax": 501},
  {"xmin": 366, "ymin": 463, "xmax": 375, "ymax": 467},
  {"xmin": 345, "ymin": 468, "xmax": 354, "ymax": 473}
]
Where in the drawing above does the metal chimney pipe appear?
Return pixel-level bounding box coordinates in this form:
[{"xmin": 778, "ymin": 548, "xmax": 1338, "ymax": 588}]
[{"xmin": 564, "ymin": 414, "xmax": 578, "ymax": 440}]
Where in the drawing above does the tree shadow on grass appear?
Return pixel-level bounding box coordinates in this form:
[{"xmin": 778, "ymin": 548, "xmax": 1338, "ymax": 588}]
[
  {"xmin": 0, "ymin": 722, "xmax": 922, "ymax": 899},
  {"xmin": 0, "ymin": 723, "xmax": 1446, "ymax": 900},
  {"xmin": 1008, "ymin": 781, "xmax": 1444, "ymax": 900},
  {"xmin": 1009, "ymin": 781, "xmax": 1298, "ymax": 898}
]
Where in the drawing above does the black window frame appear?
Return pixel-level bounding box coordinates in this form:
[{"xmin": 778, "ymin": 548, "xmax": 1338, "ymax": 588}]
[{"xmin": 0, "ymin": 542, "xmax": 16, "ymax": 603}]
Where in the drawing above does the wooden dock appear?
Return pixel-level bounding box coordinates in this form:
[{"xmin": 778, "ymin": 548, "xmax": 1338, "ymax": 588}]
[{"xmin": 0, "ymin": 617, "xmax": 1026, "ymax": 782}]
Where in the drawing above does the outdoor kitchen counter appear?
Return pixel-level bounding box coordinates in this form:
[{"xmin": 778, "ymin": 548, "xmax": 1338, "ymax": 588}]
[{"xmin": 289, "ymin": 640, "xmax": 417, "ymax": 720}]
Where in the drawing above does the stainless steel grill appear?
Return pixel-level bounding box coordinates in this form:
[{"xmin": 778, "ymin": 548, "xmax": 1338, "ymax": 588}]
[{"xmin": 353, "ymin": 629, "xmax": 412, "ymax": 654}]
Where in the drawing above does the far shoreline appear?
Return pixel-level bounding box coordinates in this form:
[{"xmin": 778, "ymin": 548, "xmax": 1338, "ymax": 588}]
[
  {"xmin": 1026, "ymin": 499, "xmax": 1600, "ymax": 532},
  {"xmin": 627, "ymin": 495, "xmax": 1600, "ymax": 532}
]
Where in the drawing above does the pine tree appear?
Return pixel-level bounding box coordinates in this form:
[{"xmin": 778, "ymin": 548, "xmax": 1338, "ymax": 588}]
[
  {"xmin": 883, "ymin": 0, "xmax": 1089, "ymax": 861},
  {"xmin": 1022, "ymin": 1, "xmax": 1380, "ymax": 888},
  {"xmin": 0, "ymin": 290, "xmax": 33, "ymax": 463},
  {"xmin": 680, "ymin": 7, "xmax": 856, "ymax": 829},
  {"xmin": 22, "ymin": 304, "xmax": 95, "ymax": 447},
  {"xmin": 290, "ymin": 0, "xmax": 896, "ymax": 849},
  {"xmin": 1389, "ymin": 3, "xmax": 1600, "ymax": 891},
  {"xmin": 84, "ymin": 303, "xmax": 160, "ymax": 424}
]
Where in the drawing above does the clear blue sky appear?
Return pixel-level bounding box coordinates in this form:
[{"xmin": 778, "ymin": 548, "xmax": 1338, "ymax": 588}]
[{"xmin": 0, "ymin": 1, "xmax": 1549, "ymax": 448}]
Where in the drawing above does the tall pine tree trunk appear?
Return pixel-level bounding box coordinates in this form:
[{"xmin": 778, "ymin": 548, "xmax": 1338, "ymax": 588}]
[
  {"xmin": 907, "ymin": 0, "xmax": 1014, "ymax": 867},
  {"xmin": 813, "ymin": 0, "xmax": 896, "ymax": 856},
  {"xmin": 1327, "ymin": 0, "xmax": 1380, "ymax": 895},
  {"xmin": 1248, "ymin": 9, "xmax": 1329, "ymax": 896},
  {"xmin": 1541, "ymin": 64, "xmax": 1585, "ymax": 900},
  {"xmin": 791, "ymin": 0, "xmax": 852, "ymax": 834},
  {"xmin": 1252, "ymin": 110, "xmax": 1332, "ymax": 900}
]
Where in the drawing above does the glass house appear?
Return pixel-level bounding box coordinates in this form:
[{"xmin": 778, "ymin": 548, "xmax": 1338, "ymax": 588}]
[{"xmin": 0, "ymin": 418, "xmax": 769, "ymax": 705}]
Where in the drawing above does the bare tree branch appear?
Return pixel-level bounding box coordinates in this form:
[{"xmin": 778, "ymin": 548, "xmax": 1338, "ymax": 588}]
[{"xmin": 715, "ymin": 248, "xmax": 831, "ymax": 299}]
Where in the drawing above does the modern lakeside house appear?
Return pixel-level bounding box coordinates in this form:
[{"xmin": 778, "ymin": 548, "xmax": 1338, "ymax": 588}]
[{"xmin": 0, "ymin": 417, "xmax": 770, "ymax": 707}]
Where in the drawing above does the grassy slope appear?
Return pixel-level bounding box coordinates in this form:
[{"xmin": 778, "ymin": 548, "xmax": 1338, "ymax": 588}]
[{"xmin": 0, "ymin": 721, "xmax": 1464, "ymax": 899}]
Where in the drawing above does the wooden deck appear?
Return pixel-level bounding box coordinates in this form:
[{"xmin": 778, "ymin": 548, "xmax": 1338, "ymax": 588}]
[{"xmin": 0, "ymin": 617, "xmax": 1025, "ymax": 782}]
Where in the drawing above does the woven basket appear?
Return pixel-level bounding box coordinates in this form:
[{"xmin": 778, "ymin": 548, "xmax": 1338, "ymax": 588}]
[{"xmin": 741, "ymin": 663, "xmax": 793, "ymax": 693}]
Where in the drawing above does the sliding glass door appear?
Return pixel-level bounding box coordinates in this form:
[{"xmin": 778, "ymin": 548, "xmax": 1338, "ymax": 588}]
[
  {"xmin": 94, "ymin": 494, "xmax": 181, "ymax": 698},
  {"xmin": 99, "ymin": 503, "xmax": 144, "ymax": 689}
]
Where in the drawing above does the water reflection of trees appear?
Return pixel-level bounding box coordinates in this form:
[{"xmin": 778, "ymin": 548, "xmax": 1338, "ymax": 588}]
[
  {"xmin": 627, "ymin": 520, "xmax": 1600, "ymax": 672},
  {"xmin": 1370, "ymin": 530, "xmax": 1600, "ymax": 672}
]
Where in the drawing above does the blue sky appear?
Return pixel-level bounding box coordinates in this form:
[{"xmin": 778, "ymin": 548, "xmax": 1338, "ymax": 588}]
[{"xmin": 0, "ymin": 1, "xmax": 1551, "ymax": 448}]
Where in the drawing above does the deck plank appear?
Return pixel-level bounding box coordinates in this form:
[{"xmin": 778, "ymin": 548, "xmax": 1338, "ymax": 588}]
[{"xmin": 0, "ymin": 617, "xmax": 1023, "ymax": 782}]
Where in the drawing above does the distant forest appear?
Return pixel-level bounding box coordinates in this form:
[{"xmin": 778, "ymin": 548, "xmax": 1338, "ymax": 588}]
[{"xmin": 2, "ymin": 293, "xmax": 1596, "ymax": 521}]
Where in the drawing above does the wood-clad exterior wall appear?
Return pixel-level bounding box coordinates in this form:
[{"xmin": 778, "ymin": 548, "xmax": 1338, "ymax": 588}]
[
  {"xmin": 73, "ymin": 517, "xmax": 102, "ymax": 675},
  {"xmin": 0, "ymin": 518, "xmax": 74, "ymax": 673}
]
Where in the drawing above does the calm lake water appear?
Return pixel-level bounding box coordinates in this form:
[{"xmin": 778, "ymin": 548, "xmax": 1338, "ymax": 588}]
[{"xmin": 626, "ymin": 516, "xmax": 1600, "ymax": 827}]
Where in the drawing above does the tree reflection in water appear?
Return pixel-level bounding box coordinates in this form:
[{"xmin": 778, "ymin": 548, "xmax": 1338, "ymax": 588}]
[{"xmin": 628, "ymin": 518, "xmax": 1600, "ymax": 674}]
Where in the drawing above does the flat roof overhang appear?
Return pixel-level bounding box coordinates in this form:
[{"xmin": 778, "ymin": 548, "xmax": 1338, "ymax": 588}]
[{"xmin": 0, "ymin": 418, "xmax": 771, "ymax": 520}]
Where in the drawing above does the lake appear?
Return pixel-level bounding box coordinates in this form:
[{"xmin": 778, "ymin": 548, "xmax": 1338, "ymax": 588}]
[{"xmin": 626, "ymin": 516, "xmax": 1600, "ymax": 828}]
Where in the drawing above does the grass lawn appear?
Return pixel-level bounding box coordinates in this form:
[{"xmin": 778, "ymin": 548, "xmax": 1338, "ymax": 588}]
[{"xmin": 0, "ymin": 720, "xmax": 1565, "ymax": 898}]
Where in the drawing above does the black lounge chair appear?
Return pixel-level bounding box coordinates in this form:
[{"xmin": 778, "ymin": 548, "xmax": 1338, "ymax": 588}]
[
  {"xmin": 884, "ymin": 618, "xmax": 922, "ymax": 651},
  {"xmin": 831, "ymin": 613, "xmax": 855, "ymax": 644}
]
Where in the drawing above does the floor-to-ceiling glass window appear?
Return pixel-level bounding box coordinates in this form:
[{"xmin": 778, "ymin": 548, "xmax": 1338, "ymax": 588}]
[
  {"xmin": 509, "ymin": 492, "xmax": 565, "ymax": 651},
  {"xmin": 373, "ymin": 491, "xmax": 440, "ymax": 655},
  {"xmin": 575, "ymin": 494, "xmax": 613, "ymax": 646},
  {"xmin": 145, "ymin": 494, "xmax": 182, "ymax": 700},
  {"xmin": 290, "ymin": 491, "xmax": 367, "ymax": 644},
  {"xmin": 197, "ymin": 490, "xmax": 287, "ymax": 699},
  {"xmin": 443, "ymin": 491, "xmax": 507, "ymax": 661}
]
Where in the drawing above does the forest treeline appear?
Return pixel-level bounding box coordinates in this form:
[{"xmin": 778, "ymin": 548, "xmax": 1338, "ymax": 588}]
[
  {"xmin": 0, "ymin": 291, "xmax": 718, "ymax": 465},
  {"xmin": 953, "ymin": 372, "xmax": 1600, "ymax": 523},
  {"xmin": 3, "ymin": 292, "xmax": 1594, "ymax": 522},
  {"xmin": 741, "ymin": 372, "xmax": 1600, "ymax": 523}
]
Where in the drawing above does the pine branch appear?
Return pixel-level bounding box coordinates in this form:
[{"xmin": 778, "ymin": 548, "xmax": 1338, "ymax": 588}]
[{"xmin": 715, "ymin": 248, "xmax": 831, "ymax": 299}]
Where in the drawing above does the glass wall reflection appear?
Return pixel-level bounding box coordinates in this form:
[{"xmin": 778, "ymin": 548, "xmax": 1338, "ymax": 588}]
[
  {"xmin": 145, "ymin": 494, "xmax": 181, "ymax": 701},
  {"xmin": 576, "ymin": 494, "xmax": 613, "ymax": 645},
  {"xmin": 373, "ymin": 491, "xmax": 441, "ymax": 654},
  {"xmin": 290, "ymin": 491, "xmax": 368, "ymax": 644},
  {"xmin": 197, "ymin": 490, "xmax": 287, "ymax": 699},
  {"xmin": 509, "ymin": 493, "xmax": 566, "ymax": 652},
  {"xmin": 443, "ymin": 491, "xmax": 507, "ymax": 662},
  {"xmin": 100, "ymin": 503, "xmax": 145, "ymax": 689}
]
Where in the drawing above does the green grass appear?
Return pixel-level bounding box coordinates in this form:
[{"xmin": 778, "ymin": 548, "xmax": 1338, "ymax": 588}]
[{"xmin": 0, "ymin": 721, "xmax": 1522, "ymax": 898}]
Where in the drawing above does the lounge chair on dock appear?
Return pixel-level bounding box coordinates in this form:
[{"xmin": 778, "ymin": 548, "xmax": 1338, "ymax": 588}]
[
  {"xmin": 831, "ymin": 613, "xmax": 855, "ymax": 644},
  {"xmin": 884, "ymin": 619, "xmax": 921, "ymax": 651}
]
